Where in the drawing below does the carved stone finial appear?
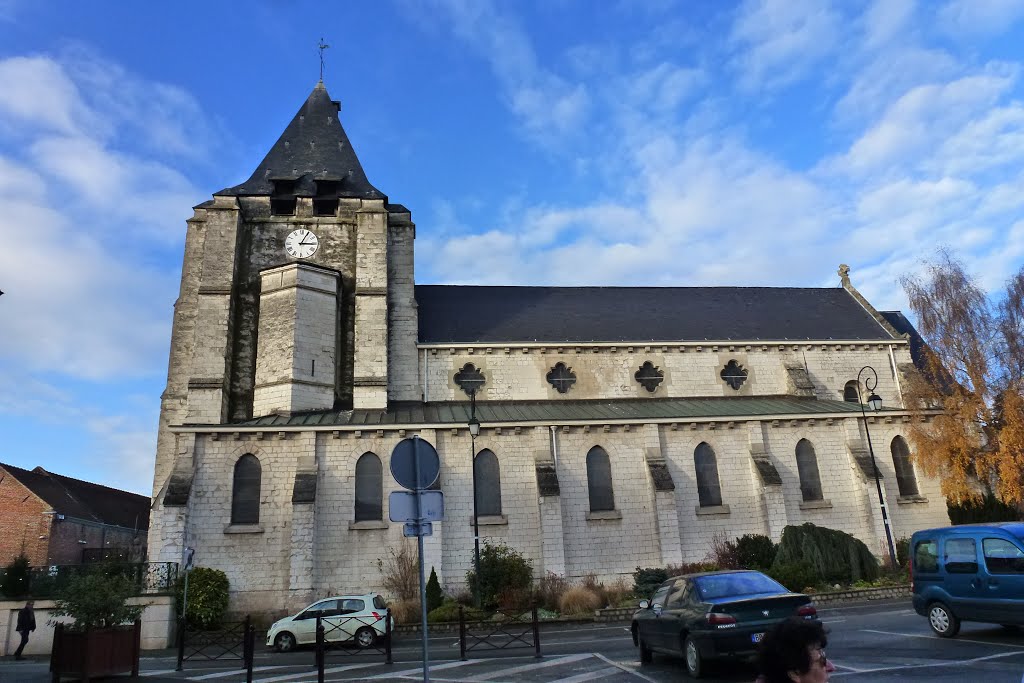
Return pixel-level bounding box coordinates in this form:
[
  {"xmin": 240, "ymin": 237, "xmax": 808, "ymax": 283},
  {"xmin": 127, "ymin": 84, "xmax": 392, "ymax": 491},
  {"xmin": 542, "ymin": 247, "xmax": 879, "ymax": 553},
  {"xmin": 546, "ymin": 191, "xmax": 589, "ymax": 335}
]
[{"xmin": 838, "ymin": 263, "xmax": 851, "ymax": 287}]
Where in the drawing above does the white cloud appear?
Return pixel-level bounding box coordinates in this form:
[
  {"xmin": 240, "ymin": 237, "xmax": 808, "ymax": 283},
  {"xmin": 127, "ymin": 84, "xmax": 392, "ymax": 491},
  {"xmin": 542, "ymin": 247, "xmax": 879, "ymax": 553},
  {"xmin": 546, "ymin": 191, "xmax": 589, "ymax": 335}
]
[
  {"xmin": 939, "ymin": 0, "xmax": 1024, "ymax": 37},
  {"xmin": 729, "ymin": 0, "xmax": 842, "ymax": 91}
]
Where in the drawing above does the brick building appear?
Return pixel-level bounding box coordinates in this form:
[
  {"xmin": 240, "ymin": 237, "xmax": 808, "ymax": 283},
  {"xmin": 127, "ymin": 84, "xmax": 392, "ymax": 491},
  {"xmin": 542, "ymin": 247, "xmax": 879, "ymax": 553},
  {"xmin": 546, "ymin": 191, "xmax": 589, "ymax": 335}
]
[
  {"xmin": 147, "ymin": 81, "xmax": 950, "ymax": 616},
  {"xmin": 0, "ymin": 464, "xmax": 149, "ymax": 567}
]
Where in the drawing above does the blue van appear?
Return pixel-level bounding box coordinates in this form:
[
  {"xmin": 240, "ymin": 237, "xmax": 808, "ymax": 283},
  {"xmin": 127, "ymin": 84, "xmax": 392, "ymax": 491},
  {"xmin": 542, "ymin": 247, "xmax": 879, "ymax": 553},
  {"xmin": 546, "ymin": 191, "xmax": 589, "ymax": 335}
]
[{"xmin": 910, "ymin": 522, "xmax": 1024, "ymax": 637}]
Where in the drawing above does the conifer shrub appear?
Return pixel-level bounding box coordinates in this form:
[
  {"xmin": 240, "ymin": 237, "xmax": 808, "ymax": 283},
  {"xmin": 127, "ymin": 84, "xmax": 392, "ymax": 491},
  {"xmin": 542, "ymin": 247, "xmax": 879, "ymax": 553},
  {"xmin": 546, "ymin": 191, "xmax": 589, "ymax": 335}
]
[
  {"xmin": 766, "ymin": 561, "xmax": 819, "ymax": 593},
  {"xmin": 175, "ymin": 567, "xmax": 230, "ymax": 629},
  {"xmin": 558, "ymin": 586, "xmax": 602, "ymax": 616},
  {"xmin": 735, "ymin": 534, "xmax": 778, "ymax": 570},
  {"xmin": 633, "ymin": 567, "xmax": 669, "ymax": 599},
  {"xmin": 425, "ymin": 567, "xmax": 444, "ymax": 612},
  {"xmin": 772, "ymin": 523, "xmax": 879, "ymax": 585},
  {"xmin": 465, "ymin": 542, "xmax": 533, "ymax": 611},
  {"xmin": 427, "ymin": 598, "xmax": 486, "ymax": 623},
  {"xmin": 1, "ymin": 553, "xmax": 30, "ymax": 598}
]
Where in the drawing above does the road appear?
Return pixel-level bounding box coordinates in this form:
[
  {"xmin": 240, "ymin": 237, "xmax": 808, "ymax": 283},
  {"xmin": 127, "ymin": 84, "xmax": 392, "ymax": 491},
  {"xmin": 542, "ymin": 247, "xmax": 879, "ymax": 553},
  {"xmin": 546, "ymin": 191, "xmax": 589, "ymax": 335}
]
[{"xmin": 4, "ymin": 600, "xmax": 1024, "ymax": 682}]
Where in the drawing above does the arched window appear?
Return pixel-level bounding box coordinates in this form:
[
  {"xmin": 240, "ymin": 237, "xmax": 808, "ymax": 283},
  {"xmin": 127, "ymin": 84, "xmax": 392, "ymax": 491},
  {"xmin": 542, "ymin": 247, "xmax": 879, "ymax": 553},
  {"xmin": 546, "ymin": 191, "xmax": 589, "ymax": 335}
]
[
  {"xmin": 694, "ymin": 442, "xmax": 723, "ymax": 507},
  {"xmin": 474, "ymin": 449, "xmax": 502, "ymax": 516},
  {"xmin": 891, "ymin": 436, "xmax": 919, "ymax": 497},
  {"xmin": 843, "ymin": 380, "xmax": 860, "ymax": 403},
  {"xmin": 586, "ymin": 446, "xmax": 615, "ymax": 512},
  {"xmin": 231, "ymin": 454, "xmax": 261, "ymax": 524},
  {"xmin": 795, "ymin": 439, "xmax": 823, "ymax": 502},
  {"xmin": 354, "ymin": 452, "xmax": 383, "ymax": 521}
]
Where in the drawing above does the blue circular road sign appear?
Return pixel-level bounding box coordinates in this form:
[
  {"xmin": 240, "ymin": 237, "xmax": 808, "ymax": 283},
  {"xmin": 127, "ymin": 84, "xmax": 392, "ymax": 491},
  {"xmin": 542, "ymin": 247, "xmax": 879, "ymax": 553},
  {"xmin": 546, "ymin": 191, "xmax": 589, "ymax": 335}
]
[{"xmin": 390, "ymin": 437, "xmax": 440, "ymax": 490}]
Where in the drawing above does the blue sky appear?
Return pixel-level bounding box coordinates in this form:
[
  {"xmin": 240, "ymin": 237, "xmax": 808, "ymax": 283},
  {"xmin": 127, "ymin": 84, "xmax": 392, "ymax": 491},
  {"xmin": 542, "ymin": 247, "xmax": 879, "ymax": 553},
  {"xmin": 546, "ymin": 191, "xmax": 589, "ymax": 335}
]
[{"xmin": 2, "ymin": 0, "xmax": 1024, "ymax": 495}]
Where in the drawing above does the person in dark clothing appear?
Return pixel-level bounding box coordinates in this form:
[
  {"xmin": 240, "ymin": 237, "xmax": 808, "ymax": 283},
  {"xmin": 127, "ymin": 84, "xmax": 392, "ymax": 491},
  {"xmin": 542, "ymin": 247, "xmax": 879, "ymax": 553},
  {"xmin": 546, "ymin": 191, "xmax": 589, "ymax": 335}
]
[
  {"xmin": 14, "ymin": 600, "xmax": 35, "ymax": 660},
  {"xmin": 756, "ymin": 616, "xmax": 834, "ymax": 683}
]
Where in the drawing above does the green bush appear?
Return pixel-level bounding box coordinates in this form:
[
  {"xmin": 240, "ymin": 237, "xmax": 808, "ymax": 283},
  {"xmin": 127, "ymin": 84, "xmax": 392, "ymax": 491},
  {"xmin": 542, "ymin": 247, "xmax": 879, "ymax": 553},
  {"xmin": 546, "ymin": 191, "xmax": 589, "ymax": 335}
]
[
  {"xmin": 175, "ymin": 567, "xmax": 230, "ymax": 629},
  {"xmin": 51, "ymin": 570, "xmax": 145, "ymax": 631},
  {"xmin": 948, "ymin": 492, "xmax": 1021, "ymax": 524},
  {"xmin": 896, "ymin": 537, "xmax": 911, "ymax": 568},
  {"xmin": 766, "ymin": 561, "xmax": 819, "ymax": 593},
  {"xmin": 633, "ymin": 567, "xmax": 669, "ymax": 599},
  {"xmin": 735, "ymin": 534, "xmax": 777, "ymax": 570},
  {"xmin": 773, "ymin": 523, "xmax": 879, "ymax": 585},
  {"xmin": 1, "ymin": 553, "xmax": 30, "ymax": 598},
  {"xmin": 426, "ymin": 567, "xmax": 444, "ymax": 613},
  {"xmin": 465, "ymin": 542, "xmax": 533, "ymax": 611},
  {"xmin": 427, "ymin": 598, "xmax": 485, "ymax": 623}
]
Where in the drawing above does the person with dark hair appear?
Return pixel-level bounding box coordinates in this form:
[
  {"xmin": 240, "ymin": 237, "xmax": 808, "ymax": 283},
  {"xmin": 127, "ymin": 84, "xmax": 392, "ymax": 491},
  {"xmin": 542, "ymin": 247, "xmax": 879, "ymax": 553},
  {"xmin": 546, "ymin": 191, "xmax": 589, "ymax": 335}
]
[
  {"xmin": 756, "ymin": 616, "xmax": 834, "ymax": 683},
  {"xmin": 14, "ymin": 600, "xmax": 35, "ymax": 660}
]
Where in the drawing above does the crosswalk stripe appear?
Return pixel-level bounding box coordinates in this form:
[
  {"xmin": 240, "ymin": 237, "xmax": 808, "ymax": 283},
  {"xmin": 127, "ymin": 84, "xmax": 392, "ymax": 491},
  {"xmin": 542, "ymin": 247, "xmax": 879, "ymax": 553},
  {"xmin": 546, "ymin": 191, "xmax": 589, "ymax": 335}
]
[
  {"xmin": 362, "ymin": 658, "xmax": 482, "ymax": 680},
  {"xmin": 473, "ymin": 653, "xmax": 592, "ymax": 681},
  {"xmin": 548, "ymin": 665, "xmax": 619, "ymax": 683},
  {"xmin": 190, "ymin": 665, "xmax": 291, "ymax": 680}
]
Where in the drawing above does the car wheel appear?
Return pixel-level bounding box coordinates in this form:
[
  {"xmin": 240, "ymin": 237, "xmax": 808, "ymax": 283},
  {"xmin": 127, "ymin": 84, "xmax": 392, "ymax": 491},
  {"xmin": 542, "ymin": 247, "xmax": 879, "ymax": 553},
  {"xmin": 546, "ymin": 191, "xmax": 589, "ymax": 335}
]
[
  {"xmin": 638, "ymin": 634, "xmax": 653, "ymax": 664},
  {"xmin": 274, "ymin": 632, "xmax": 297, "ymax": 653},
  {"xmin": 354, "ymin": 626, "xmax": 377, "ymax": 648},
  {"xmin": 928, "ymin": 602, "xmax": 960, "ymax": 638},
  {"xmin": 684, "ymin": 635, "xmax": 704, "ymax": 678}
]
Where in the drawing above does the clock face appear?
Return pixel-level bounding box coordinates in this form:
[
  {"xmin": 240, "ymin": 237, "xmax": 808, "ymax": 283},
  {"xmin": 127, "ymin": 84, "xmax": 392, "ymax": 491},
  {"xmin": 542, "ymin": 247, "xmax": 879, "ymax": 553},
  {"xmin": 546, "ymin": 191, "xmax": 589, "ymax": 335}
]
[{"xmin": 285, "ymin": 229, "xmax": 319, "ymax": 259}]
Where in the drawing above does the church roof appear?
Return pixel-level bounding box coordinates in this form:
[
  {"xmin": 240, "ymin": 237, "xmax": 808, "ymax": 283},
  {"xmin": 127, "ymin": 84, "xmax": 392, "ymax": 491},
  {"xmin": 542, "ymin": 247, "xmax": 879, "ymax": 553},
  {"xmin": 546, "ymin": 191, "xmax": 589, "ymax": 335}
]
[
  {"xmin": 217, "ymin": 82, "xmax": 383, "ymax": 199},
  {"xmin": 220, "ymin": 396, "xmax": 874, "ymax": 429},
  {"xmin": 0, "ymin": 463, "xmax": 150, "ymax": 530},
  {"xmin": 415, "ymin": 286, "xmax": 897, "ymax": 344}
]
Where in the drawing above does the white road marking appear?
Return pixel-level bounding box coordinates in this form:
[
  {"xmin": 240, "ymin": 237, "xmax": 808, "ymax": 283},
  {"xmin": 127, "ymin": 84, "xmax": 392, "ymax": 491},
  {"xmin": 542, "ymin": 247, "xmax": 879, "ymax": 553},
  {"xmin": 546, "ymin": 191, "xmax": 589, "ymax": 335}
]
[
  {"xmin": 142, "ymin": 670, "xmax": 182, "ymax": 676},
  {"xmin": 362, "ymin": 657, "xmax": 483, "ymax": 679},
  {"xmin": 189, "ymin": 665, "xmax": 291, "ymax": 680},
  {"xmin": 549, "ymin": 665, "xmax": 619, "ymax": 683},
  {"xmin": 862, "ymin": 628, "xmax": 1024, "ymax": 649},
  {"xmin": 830, "ymin": 648, "xmax": 1024, "ymax": 677},
  {"xmin": 472, "ymin": 653, "xmax": 593, "ymax": 681},
  {"xmin": 593, "ymin": 653, "xmax": 661, "ymax": 682},
  {"xmin": 233, "ymin": 662, "xmax": 378, "ymax": 683}
]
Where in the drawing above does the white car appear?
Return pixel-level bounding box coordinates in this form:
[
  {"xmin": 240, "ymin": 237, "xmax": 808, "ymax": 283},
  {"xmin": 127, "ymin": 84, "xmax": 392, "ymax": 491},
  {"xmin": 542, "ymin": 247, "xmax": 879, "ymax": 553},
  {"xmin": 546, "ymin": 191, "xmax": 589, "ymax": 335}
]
[{"xmin": 266, "ymin": 594, "xmax": 393, "ymax": 652}]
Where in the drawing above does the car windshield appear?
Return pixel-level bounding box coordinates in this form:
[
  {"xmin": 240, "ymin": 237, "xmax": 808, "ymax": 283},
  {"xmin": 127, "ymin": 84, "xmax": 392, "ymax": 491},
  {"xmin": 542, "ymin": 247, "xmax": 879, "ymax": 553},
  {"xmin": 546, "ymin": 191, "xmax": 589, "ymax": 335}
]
[{"xmin": 694, "ymin": 573, "xmax": 786, "ymax": 600}]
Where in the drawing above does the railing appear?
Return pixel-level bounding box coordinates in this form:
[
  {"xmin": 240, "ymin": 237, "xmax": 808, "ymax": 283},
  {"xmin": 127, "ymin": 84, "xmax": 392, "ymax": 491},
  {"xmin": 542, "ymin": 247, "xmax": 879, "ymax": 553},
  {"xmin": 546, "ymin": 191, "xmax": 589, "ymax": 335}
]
[
  {"xmin": 177, "ymin": 616, "xmax": 256, "ymax": 682},
  {"xmin": 26, "ymin": 562, "xmax": 179, "ymax": 597},
  {"xmin": 315, "ymin": 610, "xmax": 393, "ymax": 665},
  {"xmin": 458, "ymin": 604, "xmax": 541, "ymax": 659}
]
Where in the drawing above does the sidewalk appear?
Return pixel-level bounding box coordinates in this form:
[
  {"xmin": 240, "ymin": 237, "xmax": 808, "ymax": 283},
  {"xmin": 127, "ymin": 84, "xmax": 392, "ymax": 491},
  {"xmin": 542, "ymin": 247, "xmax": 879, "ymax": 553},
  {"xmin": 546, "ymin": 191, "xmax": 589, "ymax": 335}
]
[{"xmin": 0, "ymin": 655, "xmax": 184, "ymax": 682}]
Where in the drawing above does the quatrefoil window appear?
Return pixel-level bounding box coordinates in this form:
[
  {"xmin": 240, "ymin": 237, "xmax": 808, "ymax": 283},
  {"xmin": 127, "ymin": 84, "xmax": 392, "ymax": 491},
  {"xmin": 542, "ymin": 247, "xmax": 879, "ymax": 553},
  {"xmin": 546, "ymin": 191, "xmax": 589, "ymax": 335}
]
[
  {"xmin": 721, "ymin": 360, "xmax": 748, "ymax": 390},
  {"xmin": 546, "ymin": 362, "xmax": 577, "ymax": 394},
  {"xmin": 454, "ymin": 363, "xmax": 486, "ymax": 397},
  {"xmin": 634, "ymin": 361, "xmax": 664, "ymax": 392}
]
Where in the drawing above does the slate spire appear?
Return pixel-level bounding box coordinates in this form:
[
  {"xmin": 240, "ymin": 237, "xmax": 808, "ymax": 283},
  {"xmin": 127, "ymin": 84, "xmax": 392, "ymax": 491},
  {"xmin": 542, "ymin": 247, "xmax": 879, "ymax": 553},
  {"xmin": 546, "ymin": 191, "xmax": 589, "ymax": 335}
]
[{"xmin": 218, "ymin": 82, "xmax": 383, "ymax": 198}]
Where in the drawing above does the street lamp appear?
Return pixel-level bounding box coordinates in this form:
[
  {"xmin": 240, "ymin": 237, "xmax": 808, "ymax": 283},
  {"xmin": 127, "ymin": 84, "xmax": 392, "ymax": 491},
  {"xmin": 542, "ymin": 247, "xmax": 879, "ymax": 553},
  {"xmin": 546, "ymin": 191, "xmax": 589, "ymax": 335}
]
[
  {"xmin": 467, "ymin": 390, "xmax": 482, "ymax": 608},
  {"xmin": 856, "ymin": 365, "xmax": 897, "ymax": 569}
]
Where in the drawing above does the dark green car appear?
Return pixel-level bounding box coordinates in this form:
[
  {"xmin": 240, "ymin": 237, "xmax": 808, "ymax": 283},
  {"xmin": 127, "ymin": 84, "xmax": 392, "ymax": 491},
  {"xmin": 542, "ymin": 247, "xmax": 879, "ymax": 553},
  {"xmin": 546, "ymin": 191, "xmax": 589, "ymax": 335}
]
[{"xmin": 631, "ymin": 570, "xmax": 818, "ymax": 678}]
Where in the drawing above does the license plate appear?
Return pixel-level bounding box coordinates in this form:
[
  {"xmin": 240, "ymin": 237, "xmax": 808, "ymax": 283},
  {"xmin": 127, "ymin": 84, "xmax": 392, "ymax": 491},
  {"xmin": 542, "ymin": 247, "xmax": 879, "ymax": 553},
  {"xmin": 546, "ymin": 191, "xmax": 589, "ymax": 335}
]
[{"xmin": 751, "ymin": 632, "xmax": 765, "ymax": 643}]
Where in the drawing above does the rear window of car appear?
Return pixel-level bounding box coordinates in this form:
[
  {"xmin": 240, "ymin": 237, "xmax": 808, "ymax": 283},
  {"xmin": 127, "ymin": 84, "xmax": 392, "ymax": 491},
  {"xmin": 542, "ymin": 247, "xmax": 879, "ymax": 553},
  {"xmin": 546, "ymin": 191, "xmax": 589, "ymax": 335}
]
[
  {"xmin": 374, "ymin": 595, "xmax": 387, "ymax": 610},
  {"xmin": 913, "ymin": 539, "xmax": 938, "ymax": 573},
  {"xmin": 694, "ymin": 573, "xmax": 786, "ymax": 600}
]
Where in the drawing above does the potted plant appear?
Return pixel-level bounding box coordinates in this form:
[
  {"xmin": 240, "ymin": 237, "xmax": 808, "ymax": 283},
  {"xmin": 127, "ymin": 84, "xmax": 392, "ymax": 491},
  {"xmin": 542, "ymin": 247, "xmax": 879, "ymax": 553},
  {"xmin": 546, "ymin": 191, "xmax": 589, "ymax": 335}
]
[{"xmin": 49, "ymin": 566, "xmax": 146, "ymax": 682}]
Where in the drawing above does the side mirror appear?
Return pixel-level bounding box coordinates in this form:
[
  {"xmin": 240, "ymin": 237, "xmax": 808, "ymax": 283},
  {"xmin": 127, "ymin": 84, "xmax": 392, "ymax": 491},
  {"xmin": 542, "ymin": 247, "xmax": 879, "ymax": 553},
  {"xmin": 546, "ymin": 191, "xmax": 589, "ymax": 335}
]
[{"xmin": 638, "ymin": 600, "xmax": 650, "ymax": 609}]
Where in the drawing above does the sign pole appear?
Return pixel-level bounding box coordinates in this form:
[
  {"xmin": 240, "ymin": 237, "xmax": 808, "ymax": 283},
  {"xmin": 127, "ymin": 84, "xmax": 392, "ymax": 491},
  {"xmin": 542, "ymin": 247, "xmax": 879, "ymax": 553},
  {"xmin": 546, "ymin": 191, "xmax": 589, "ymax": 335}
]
[{"xmin": 413, "ymin": 436, "xmax": 430, "ymax": 682}]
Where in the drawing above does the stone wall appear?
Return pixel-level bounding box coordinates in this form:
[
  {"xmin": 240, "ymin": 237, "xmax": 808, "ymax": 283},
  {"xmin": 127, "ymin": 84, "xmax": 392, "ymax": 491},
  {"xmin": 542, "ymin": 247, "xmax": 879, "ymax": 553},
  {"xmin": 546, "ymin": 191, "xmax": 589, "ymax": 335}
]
[{"xmin": 0, "ymin": 470, "xmax": 48, "ymax": 566}]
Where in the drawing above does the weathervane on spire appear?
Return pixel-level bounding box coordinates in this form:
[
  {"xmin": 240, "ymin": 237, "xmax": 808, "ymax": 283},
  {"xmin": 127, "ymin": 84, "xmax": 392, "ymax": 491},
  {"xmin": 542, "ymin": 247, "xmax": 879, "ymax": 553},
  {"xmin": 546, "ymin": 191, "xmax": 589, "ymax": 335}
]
[{"xmin": 318, "ymin": 38, "xmax": 330, "ymax": 82}]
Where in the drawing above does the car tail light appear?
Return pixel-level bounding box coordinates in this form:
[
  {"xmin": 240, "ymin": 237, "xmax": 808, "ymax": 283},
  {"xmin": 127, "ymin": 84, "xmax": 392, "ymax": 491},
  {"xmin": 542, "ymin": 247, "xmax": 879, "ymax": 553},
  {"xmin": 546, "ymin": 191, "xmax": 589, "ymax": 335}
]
[
  {"xmin": 797, "ymin": 605, "xmax": 817, "ymax": 618},
  {"xmin": 706, "ymin": 613, "xmax": 737, "ymax": 628},
  {"xmin": 372, "ymin": 612, "xmax": 381, "ymax": 620}
]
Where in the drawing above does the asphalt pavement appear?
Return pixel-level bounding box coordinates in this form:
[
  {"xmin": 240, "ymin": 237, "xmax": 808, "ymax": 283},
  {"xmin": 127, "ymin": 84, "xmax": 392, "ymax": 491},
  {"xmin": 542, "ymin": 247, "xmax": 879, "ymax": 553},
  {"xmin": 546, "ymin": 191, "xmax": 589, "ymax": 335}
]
[{"xmin": 3, "ymin": 599, "xmax": 1024, "ymax": 682}]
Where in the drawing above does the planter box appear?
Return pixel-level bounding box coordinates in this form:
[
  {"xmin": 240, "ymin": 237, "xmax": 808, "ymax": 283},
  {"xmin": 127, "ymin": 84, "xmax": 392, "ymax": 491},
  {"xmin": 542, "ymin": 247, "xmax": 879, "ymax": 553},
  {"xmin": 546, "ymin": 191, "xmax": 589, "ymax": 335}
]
[{"xmin": 50, "ymin": 620, "xmax": 141, "ymax": 682}]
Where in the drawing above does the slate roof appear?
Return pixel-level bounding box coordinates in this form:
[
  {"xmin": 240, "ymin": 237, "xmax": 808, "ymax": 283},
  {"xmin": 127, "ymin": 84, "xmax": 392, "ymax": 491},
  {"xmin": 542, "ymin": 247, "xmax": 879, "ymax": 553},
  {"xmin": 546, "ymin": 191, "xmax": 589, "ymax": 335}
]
[
  {"xmin": 217, "ymin": 396, "xmax": 872, "ymax": 429},
  {"xmin": 416, "ymin": 285, "xmax": 896, "ymax": 344},
  {"xmin": 217, "ymin": 82, "xmax": 384, "ymax": 199},
  {"xmin": 1, "ymin": 464, "xmax": 150, "ymax": 531}
]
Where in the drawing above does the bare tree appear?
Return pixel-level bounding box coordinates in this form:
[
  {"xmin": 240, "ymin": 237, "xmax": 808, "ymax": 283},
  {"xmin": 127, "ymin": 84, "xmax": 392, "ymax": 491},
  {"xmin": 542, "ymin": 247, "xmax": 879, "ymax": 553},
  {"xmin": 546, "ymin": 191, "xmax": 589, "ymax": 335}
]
[{"xmin": 900, "ymin": 250, "xmax": 1024, "ymax": 504}]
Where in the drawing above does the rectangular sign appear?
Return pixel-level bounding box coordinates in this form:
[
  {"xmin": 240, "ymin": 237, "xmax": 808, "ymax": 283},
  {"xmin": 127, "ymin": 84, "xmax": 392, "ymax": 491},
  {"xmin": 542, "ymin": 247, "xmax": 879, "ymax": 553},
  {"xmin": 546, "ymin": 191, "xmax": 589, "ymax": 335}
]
[
  {"xmin": 389, "ymin": 490, "xmax": 445, "ymax": 523},
  {"xmin": 403, "ymin": 521, "xmax": 433, "ymax": 537}
]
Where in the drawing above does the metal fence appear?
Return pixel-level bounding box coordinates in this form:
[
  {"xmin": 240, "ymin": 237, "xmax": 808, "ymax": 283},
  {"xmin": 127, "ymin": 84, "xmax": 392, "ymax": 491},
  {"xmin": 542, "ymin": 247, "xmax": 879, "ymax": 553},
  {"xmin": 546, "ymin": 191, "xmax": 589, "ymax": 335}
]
[
  {"xmin": 177, "ymin": 616, "xmax": 257, "ymax": 682},
  {"xmin": 26, "ymin": 562, "xmax": 179, "ymax": 598},
  {"xmin": 458, "ymin": 604, "xmax": 541, "ymax": 659},
  {"xmin": 315, "ymin": 610, "xmax": 393, "ymax": 669}
]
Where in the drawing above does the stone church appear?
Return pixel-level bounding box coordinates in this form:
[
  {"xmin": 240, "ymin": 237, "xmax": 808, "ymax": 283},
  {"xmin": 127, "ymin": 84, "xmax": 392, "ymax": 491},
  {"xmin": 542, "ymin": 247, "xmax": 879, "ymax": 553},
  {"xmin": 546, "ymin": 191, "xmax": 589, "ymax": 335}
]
[{"xmin": 148, "ymin": 82, "xmax": 949, "ymax": 614}]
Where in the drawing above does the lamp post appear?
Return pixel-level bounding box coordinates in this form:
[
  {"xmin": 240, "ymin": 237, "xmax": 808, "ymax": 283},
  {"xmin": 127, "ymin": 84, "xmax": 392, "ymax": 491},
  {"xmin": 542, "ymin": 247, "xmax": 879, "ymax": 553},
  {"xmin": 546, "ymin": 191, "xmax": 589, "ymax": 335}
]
[
  {"xmin": 467, "ymin": 389, "xmax": 482, "ymax": 608},
  {"xmin": 856, "ymin": 365, "xmax": 898, "ymax": 569}
]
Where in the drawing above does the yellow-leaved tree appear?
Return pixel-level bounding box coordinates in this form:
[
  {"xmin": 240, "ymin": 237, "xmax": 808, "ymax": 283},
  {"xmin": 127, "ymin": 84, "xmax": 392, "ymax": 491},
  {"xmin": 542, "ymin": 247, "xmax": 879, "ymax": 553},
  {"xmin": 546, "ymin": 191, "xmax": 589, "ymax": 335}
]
[{"xmin": 900, "ymin": 250, "xmax": 1024, "ymax": 506}]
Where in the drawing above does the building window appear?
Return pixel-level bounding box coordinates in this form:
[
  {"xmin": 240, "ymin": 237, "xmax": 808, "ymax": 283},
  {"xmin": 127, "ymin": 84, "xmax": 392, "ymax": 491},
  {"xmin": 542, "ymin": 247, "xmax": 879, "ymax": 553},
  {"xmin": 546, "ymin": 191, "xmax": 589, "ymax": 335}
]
[
  {"xmin": 454, "ymin": 363, "xmax": 486, "ymax": 397},
  {"xmin": 843, "ymin": 380, "xmax": 860, "ymax": 403},
  {"xmin": 474, "ymin": 449, "xmax": 502, "ymax": 516},
  {"xmin": 634, "ymin": 361, "xmax": 664, "ymax": 392},
  {"xmin": 231, "ymin": 454, "xmax": 262, "ymax": 525},
  {"xmin": 354, "ymin": 452, "xmax": 383, "ymax": 521},
  {"xmin": 720, "ymin": 360, "xmax": 748, "ymax": 390},
  {"xmin": 694, "ymin": 442, "xmax": 723, "ymax": 507},
  {"xmin": 546, "ymin": 362, "xmax": 577, "ymax": 394},
  {"xmin": 586, "ymin": 446, "xmax": 615, "ymax": 512},
  {"xmin": 795, "ymin": 439, "xmax": 824, "ymax": 502},
  {"xmin": 890, "ymin": 436, "xmax": 919, "ymax": 497}
]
